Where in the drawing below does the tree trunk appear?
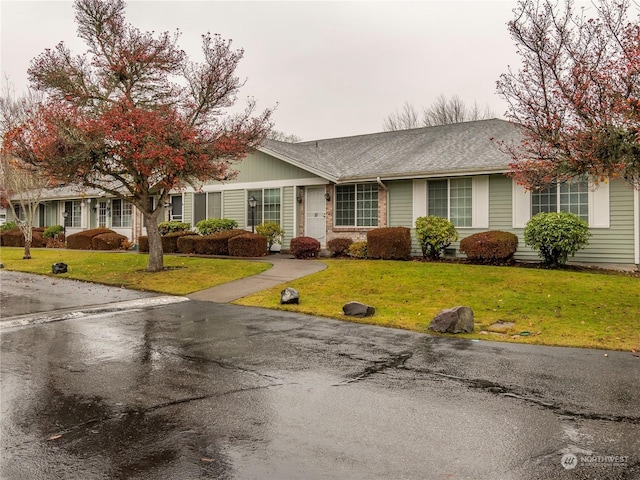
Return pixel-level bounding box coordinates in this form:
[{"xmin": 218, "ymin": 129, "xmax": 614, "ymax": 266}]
[
  {"xmin": 20, "ymin": 225, "xmax": 32, "ymax": 260},
  {"xmin": 144, "ymin": 216, "xmax": 164, "ymax": 272}
]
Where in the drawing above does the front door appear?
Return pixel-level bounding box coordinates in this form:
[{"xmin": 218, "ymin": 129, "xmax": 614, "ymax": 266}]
[{"xmin": 305, "ymin": 187, "xmax": 326, "ymax": 246}]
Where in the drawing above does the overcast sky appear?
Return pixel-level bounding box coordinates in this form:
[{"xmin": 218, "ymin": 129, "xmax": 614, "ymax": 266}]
[{"xmin": 1, "ymin": 1, "xmax": 524, "ymax": 141}]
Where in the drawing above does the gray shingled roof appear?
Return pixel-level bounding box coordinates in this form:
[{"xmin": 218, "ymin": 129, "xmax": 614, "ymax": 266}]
[{"xmin": 260, "ymin": 118, "xmax": 522, "ymax": 182}]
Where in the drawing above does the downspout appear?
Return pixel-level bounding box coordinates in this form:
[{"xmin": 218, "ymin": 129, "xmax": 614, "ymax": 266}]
[
  {"xmin": 635, "ymin": 188, "xmax": 639, "ymax": 267},
  {"xmin": 376, "ymin": 177, "xmax": 388, "ymax": 191}
]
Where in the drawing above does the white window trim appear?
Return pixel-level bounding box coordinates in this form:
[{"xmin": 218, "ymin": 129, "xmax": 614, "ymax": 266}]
[
  {"xmin": 512, "ymin": 178, "xmax": 610, "ymax": 229},
  {"xmin": 415, "ymin": 176, "xmax": 487, "ymax": 229}
]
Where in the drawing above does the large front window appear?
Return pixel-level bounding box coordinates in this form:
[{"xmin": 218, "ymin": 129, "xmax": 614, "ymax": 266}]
[
  {"xmin": 64, "ymin": 201, "xmax": 81, "ymax": 227},
  {"xmin": 428, "ymin": 178, "xmax": 472, "ymax": 227},
  {"xmin": 111, "ymin": 199, "xmax": 132, "ymax": 227},
  {"xmin": 532, "ymin": 178, "xmax": 588, "ymax": 222},
  {"xmin": 247, "ymin": 188, "xmax": 281, "ymax": 228},
  {"xmin": 335, "ymin": 184, "xmax": 378, "ymax": 227}
]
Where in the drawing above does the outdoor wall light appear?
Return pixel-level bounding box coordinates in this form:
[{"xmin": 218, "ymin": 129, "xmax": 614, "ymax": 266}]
[
  {"xmin": 248, "ymin": 195, "xmax": 257, "ymax": 233},
  {"xmin": 324, "ymin": 192, "xmax": 331, "ymax": 201}
]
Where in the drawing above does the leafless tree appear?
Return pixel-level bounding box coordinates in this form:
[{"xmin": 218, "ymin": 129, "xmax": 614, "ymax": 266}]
[
  {"xmin": 383, "ymin": 95, "xmax": 494, "ymax": 131},
  {"xmin": 267, "ymin": 130, "xmax": 303, "ymax": 143},
  {"xmin": 0, "ymin": 82, "xmax": 52, "ymax": 259}
]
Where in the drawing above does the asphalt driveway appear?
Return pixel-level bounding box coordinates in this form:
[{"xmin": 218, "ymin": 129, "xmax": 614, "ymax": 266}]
[{"xmin": 1, "ymin": 271, "xmax": 638, "ymax": 479}]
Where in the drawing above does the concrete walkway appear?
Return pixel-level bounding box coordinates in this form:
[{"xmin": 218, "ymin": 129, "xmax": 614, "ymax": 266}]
[{"xmin": 187, "ymin": 254, "xmax": 327, "ymax": 303}]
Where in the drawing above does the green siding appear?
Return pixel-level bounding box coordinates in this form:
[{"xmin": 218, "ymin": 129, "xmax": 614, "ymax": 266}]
[
  {"xmin": 282, "ymin": 186, "xmax": 295, "ymax": 249},
  {"xmin": 488, "ymin": 174, "xmax": 512, "ymax": 229},
  {"xmin": 224, "ymin": 190, "xmax": 247, "ymax": 229},
  {"xmin": 203, "ymin": 151, "xmax": 321, "ymax": 186},
  {"xmin": 388, "ymin": 180, "xmax": 413, "ymax": 227},
  {"xmin": 183, "ymin": 193, "xmax": 193, "ymax": 226}
]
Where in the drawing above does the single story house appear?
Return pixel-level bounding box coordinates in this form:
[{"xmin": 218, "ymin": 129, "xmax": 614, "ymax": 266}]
[{"xmin": 7, "ymin": 119, "xmax": 640, "ymax": 268}]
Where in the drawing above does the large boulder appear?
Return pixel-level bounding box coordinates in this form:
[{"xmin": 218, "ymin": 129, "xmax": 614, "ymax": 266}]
[
  {"xmin": 342, "ymin": 301, "xmax": 375, "ymax": 318},
  {"xmin": 280, "ymin": 287, "xmax": 300, "ymax": 305},
  {"xmin": 52, "ymin": 262, "xmax": 68, "ymax": 274},
  {"xmin": 429, "ymin": 306, "xmax": 474, "ymax": 333}
]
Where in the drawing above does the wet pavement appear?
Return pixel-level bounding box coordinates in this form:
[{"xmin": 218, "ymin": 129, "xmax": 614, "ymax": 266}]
[{"xmin": 1, "ymin": 271, "xmax": 639, "ymax": 479}]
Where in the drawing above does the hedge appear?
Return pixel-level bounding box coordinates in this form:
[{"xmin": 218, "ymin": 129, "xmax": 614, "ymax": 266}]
[
  {"xmin": 290, "ymin": 236, "xmax": 321, "ymax": 259},
  {"xmin": 327, "ymin": 237, "xmax": 353, "ymax": 257},
  {"xmin": 66, "ymin": 228, "xmax": 114, "ymax": 250},
  {"xmin": 0, "ymin": 227, "xmax": 45, "ymax": 247},
  {"xmin": 92, "ymin": 232, "xmax": 127, "ymax": 250},
  {"xmin": 228, "ymin": 233, "xmax": 268, "ymax": 257},
  {"xmin": 177, "ymin": 229, "xmax": 247, "ymax": 255},
  {"xmin": 367, "ymin": 227, "xmax": 412, "ymax": 260},
  {"xmin": 459, "ymin": 231, "xmax": 518, "ymax": 264}
]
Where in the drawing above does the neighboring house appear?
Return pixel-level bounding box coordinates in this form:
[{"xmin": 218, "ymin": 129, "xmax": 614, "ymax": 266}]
[{"xmin": 7, "ymin": 119, "xmax": 640, "ymax": 267}]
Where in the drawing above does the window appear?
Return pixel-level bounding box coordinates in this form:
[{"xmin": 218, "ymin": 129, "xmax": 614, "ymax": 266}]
[
  {"xmin": 248, "ymin": 188, "xmax": 281, "ymax": 228},
  {"xmin": 170, "ymin": 195, "xmax": 183, "ymax": 221},
  {"xmin": 64, "ymin": 201, "xmax": 81, "ymax": 227},
  {"xmin": 193, "ymin": 193, "xmax": 221, "ymax": 224},
  {"xmin": 428, "ymin": 178, "xmax": 472, "ymax": 227},
  {"xmin": 532, "ymin": 178, "xmax": 588, "ymax": 222},
  {"xmin": 112, "ymin": 199, "xmax": 132, "ymax": 227},
  {"xmin": 335, "ymin": 184, "xmax": 378, "ymax": 227}
]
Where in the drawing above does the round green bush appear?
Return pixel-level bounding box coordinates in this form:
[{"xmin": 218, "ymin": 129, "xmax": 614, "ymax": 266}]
[
  {"xmin": 158, "ymin": 221, "xmax": 191, "ymax": 236},
  {"xmin": 43, "ymin": 225, "xmax": 65, "ymax": 239},
  {"xmin": 1, "ymin": 221, "xmax": 18, "ymax": 231},
  {"xmin": 415, "ymin": 216, "xmax": 459, "ymax": 260},
  {"xmin": 196, "ymin": 218, "xmax": 238, "ymax": 235},
  {"xmin": 524, "ymin": 212, "xmax": 591, "ymax": 267},
  {"xmin": 255, "ymin": 221, "xmax": 285, "ymax": 252},
  {"xmin": 460, "ymin": 230, "xmax": 519, "ymax": 264}
]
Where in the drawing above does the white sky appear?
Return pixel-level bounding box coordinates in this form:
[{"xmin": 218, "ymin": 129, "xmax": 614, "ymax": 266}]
[{"xmin": 1, "ymin": 0, "xmax": 523, "ymax": 141}]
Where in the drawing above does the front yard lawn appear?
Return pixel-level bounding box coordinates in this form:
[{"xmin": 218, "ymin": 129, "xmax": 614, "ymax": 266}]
[
  {"xmin": 0, "ymin": 247, "xmax": 269, "ymax": 295},
  {"xmin": 235, "ymin": 259, "xmax": 640, "ymax": 351}
]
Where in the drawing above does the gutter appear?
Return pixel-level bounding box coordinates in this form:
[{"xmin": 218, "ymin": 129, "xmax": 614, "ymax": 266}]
[{"xmin": 376, "ymin": 177, "xmax": 388, "ymax": 191}]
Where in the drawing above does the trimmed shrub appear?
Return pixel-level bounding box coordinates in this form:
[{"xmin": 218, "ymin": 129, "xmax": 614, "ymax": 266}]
[
  {"xmin": 255, "ymin": 221, "xmax": 285, "ymax": 252},
  {"xmin": 228, "ymin": 233, "xmax": 268, "ymax": 257},
  {"xmin": 66, "ymin": 228, "xmax": 113, "ymax": 250},
  {"xmin": 460, "ymin": 231, "xmax": 519, "ymax": 265},
  {"xmin": 367, "ymin": 227, "xmax": 412, "ymax": 260},
  {"xmin": 290, "ymin": 236, "xmax": 321, "ymax": 259},
  {"xmin": 43, "ymin": 225, "xmax": 64, "ymax": 239},
  {"xmin": 415, "ymin": 216, "xmax": 459, "ymax": 260},
  {"xmin": 196, "ymin": 218, "xmax": 238, "ymax": 235},
  {"xmin": 327, "ymin": 237, "xmax": 353, "ymax": 257},
  {"xmin": 138, "ymin": 236, "xmax": 149, "ymax": 253},
  {"xmin": 524, "ymin": 212, "xmax": 591, "ymax": 267},
  {"xmin": 0, "ymin": 227, "xmax": 45, "ymax": 247},
  {"xmin": 177, "ymin": 229, "xmax": 247, "ymax": 255},
  {"xmin": 161, "ymin": 230, "xmax": 193, "ymax": 253},
  {"xmin": 158, "ymin": 221, "xmax": 191, "ymax": 236},
  {"xmin": 1, "ymin": 221, "xmax": 17, "ymax": 231},
  {"xmin": 348, "ymin": 241, "xmax": 368, "ymax": 259},
  {"xmin": 92, "ymin": 232, "xmax": 127, "ymax": 250}
]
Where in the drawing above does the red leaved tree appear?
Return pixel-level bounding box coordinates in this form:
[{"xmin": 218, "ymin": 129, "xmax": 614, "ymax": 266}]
[
  {"xmin": 496, "ymin": 0, "xmax": 640, "ymax": 190},
  {"xmin": 2, "ymin": 0, "xmax": 273, "ymax": 271}
]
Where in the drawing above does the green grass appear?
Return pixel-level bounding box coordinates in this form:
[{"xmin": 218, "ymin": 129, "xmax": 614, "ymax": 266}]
[
  {"xmin": 235, "ymin": 259, "xmax": 640, "ymax": 351},
  {"xmin": 0, "ymin": 247, "xmax": 269, "ymax": 295},
  {"xmin": 2, "ymin": 247, "xmax": 639, "ymax": 351}
]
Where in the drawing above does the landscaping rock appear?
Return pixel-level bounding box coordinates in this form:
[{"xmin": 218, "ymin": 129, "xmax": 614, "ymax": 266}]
[
  {"xmin": 343, "ymin": 301, "xmax": 375, "ymax": 317},
  {"xmin": 52, "ymin": 262, "xmax": 68, "ymax": 274},
  {"xmin": 429, "ymin": 306, "xmax": 474, "ymax": 333},
  {"xmin": 280, "ymin": 287, "xmax": 300, "ymax": 304}
]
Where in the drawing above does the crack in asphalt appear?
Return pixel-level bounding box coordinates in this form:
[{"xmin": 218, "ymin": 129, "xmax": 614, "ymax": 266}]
[
  {"xmin": 402, "ymin": 365, "xmax": 640, "ymax": 425},
  {"xmin": 333, "ymin": 351, "xmax": 413, "ymax": 386},
  {"xmin": 329, "ymin": 351, "xmax": 640, "ymax": 425}
]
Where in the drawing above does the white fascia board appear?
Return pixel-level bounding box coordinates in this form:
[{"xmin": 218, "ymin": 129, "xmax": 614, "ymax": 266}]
[
  {"xmin": 339, "ymin": 168, "xmax": 510, "ymax": 184},
  {"xmin": 181, "ymin": 178, "xmax": 329, "ymax": 193}
]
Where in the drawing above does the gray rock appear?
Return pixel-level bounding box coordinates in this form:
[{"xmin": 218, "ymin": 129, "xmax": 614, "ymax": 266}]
[
  {"xmin": 429, "ymin": 306, "xmax": 474, "ymax": 333},
  {"xmin": 343, "ymin": 301, "xmax": 375, "ymax": 317},
  {"xmin": 280, "ymin": 287, "xmax": 299, "ymax": 304},
  {"xmin": 52, "ymin": 262, "xmax": 68, "ymax": 274}
]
